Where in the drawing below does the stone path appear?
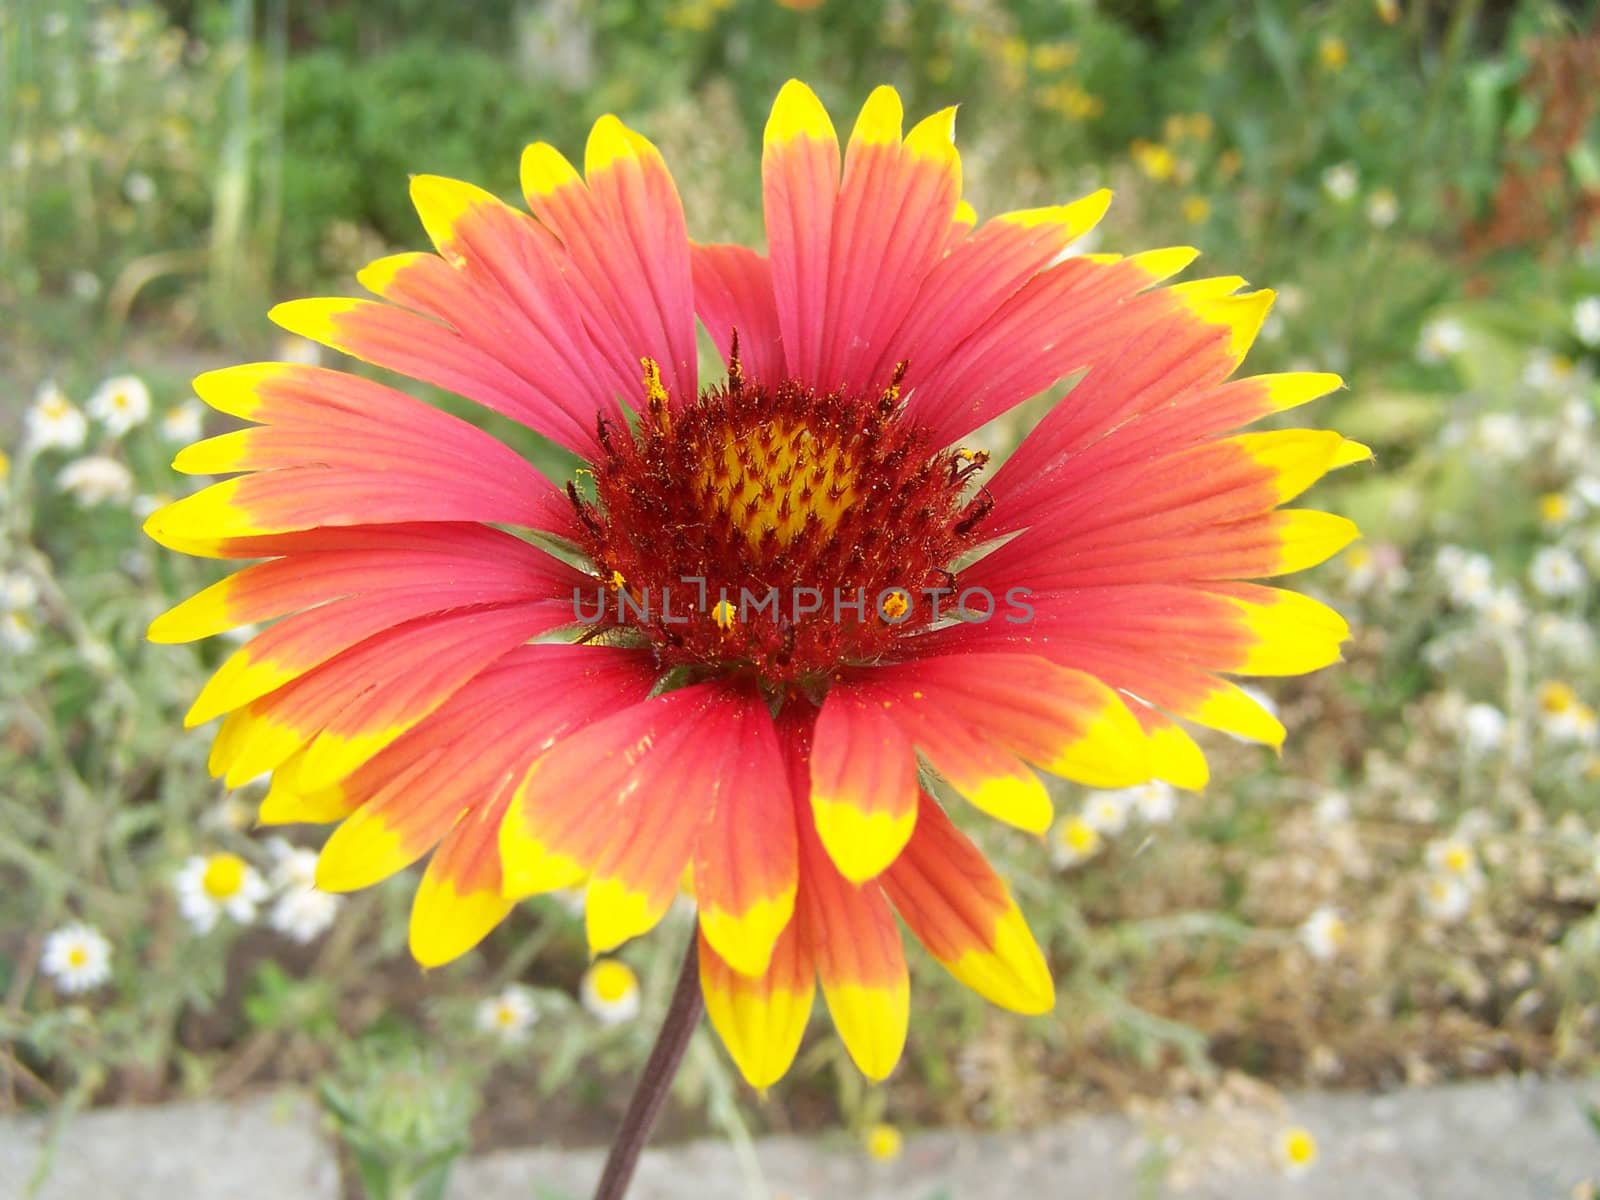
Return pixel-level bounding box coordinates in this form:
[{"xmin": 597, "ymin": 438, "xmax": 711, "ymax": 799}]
[{"xmin": 3, "ymin": 1076, "xmax": 1597, "ymax": 1200}]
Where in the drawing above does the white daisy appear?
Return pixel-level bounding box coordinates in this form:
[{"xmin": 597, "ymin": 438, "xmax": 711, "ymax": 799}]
[
  {"xmin": 1275, "ymin": 1125, "xmax": 1319, "ymax": 1176},
  {"xmin": 267, "ymin": 844, "xmax": 342, "ymax": 944},
  {"xmin": 1420, "ymin": 874, "xmax": 1472, "ymax": 923},
  {"xmin": 2, "ymin": 571, "xmax": 38, "ymax": 611},
  {"xmin": 1529, "ymin": 546, "xmax": 1584, "ymax": 598},
  {"xmin": 1298, "ymin": 907, "xmax": 1347, "ymax": 963},
  {"xmin": 1313, "ymin": 790, "xmax": 1350, "ymax": 826},
  {"xmin": 1082, "ymin": 790, "xmax": 1133, "ymax": 835},
  {"xmin": 1574, "ymin": 296, "xmax": 1600, "ymax": 348},
  {"xmin": 476, "ymin": 984, "xmax": 539, "ymax": 1043},
  {"xmin": 87, "ymin": 375, "xmax": 150, "ymax": 437},
  {"xmin": 123, "ymin": 171, "xmax": 156, "ymax": 206},
  {"xmin": 1049, "ymin": 814, "xmax": 1103, "ymax": 869},
  {"xmin": 1478, "ymin": 585, "xmax": 1525, "ymax": 633},
  {"xmin": 24, "ymin": 382, "xmax": 88, "ymax": 451},
  {"xmin": 1425, "ymin": 835, "xmax": 1482, "ymax": 884},
  {"xmin": 1128, "ymin": 780, "xmax": 1177, "ymax": 825},
  {"xmin": 1546, "ymin": 701, "xmax": 1599, "ymax": 745},
  {"xmin": 580, "ymin": 959, "xmax": 641, "ymax": 1025},
  {"xmin": 1459, "ymin": 702, "xmax": 1506, "ymax": 755},
  {"xmin": 1365, "ymin": 187, "xmax": 1398, "ymax": 229},
  {"xmin": 57, "ymin": 456, "xmax": 133, "ymax": 506},
  {"xmin": 1, "ymin": 610, "xmax": 36, "ymax": 652},
  {"xmin": 1473, "ymin": 412, "xmax": 1530, "ymax": 460},
  {"xmin": 1417, "ymin": 317, "xmax": 1467, "ymax": 365},
  {"xmin": 40, "ymin": 923, "xmax": 112, "ymax": 993},
  {"xmin": 1439, "ymin": 548, "xmax": 1495, "ymax": 609},
  {"xmin": 161, "ymin": 400, "xmax": 205, "ymax": 444},
  {"xmin": 1533, "ymin": 614, "xmax": 1594, "ymax": 661},
  {"xmin": 174, "ymin": 851, "xmax": 267, "ymax": 933},
  {"xmin": 1320, "ymin": 162, "xmax": 1358, "ymax": 204}
]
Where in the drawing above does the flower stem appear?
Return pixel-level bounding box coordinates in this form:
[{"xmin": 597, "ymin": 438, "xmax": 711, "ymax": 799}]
[{"xmin": 591, "ymin": 935, "xmax": 704, "ymax": 1200}]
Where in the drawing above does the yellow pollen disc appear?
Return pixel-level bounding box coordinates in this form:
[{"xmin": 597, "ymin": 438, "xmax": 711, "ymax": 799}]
[
  {"xmin": 589, "ymin": 959, "xmax": 637, "ymax": 1003},
  {"xmin": 202, "ymin": 852, "xmax": 247, "ymax": 900},
  {"xmin": 698, "ymin": 419, "xmax": 858, "ymax": 550},
  {"xmin": 1059, "ymin": 817, "xmax": 1100, "ymax": 855},
  {"xmin": 880, "ymin": 590, "xmax": 910, "ymax": 621},
  {"xmin": 1280, "ymin": 1127, "xmax": 1318, "ymax": 1167},
  {"xmin": 67, "ymin": 946, "xmax": 89, "ymax": 968},
  {"xmin": 1443, "ymin": 846, "xmax": 1471, "ymax": 873},
  {"xmin": 865, "ymin": 1123, "xmax": 903, "ymax": 1161},
  {"xmin": 1538, "ymin": 681, "xmax": 1576, "ymax": 714}
]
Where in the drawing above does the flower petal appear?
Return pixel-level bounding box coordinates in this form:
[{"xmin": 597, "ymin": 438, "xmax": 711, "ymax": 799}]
[
  {"xmin": 311, "ymin": 645, "xmax": 657, "ymax": 894},
  {"xmin": 882, "ymin": 793, "xmax": 1054, "ymax": 1013},
  {"xmin": 860, "ymin": 652, "xmax": 1152, "ymax": 812},
  {"xmin": 520, "ymin": 115, "xmax": 698, "ymax": 408},
  {"xmin": 818, "ymin": 88, "xmax": 962, "ymax": 393},
  {"xmin": 208, "ymin": 604, "xmax": 559, "ymax": 789},
  {"xmin": 762, "ymin": 79, "xmax": 841, "ymax": 383},
  {"xmin": 692, "ymin": 687, "xmax": 799, "ymax": 978},
  {"xmin": 149, "ymin": 523, "xmax": 581, "ymax": 645},
  {"xmin": 797, "ymin": 804, "xmax": 908, "ymax": 1081},
  {"xmin": 873, "ymin": 189, "xmax": 1109, "ymax": 396},
  {"xmin": 408, "ymin": 782, "xmax": 516, "ymax": 967},
  {"xmin": 808, "ymin": 683, "xmax": 919, "ymax": 882},
  {"xmin": 699, "ymin": 922, "xmax": 815, "ymax": 1091},
  {"xmin": 690, "ymin": 243, "xmax": 785, "ymax": 388}
]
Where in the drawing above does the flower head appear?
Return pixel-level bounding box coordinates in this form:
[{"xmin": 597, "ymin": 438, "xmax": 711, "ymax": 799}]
[
  {"xmin": 1321, "ymin": 162, "xmax": 1359, "ymax": 204},
  {"xmin": 41, "ymin": 923, "xmax": 113, "ymax": 993},
  {"xmin": 145, "ymin": 81, "xmax": 1360, "ymax": 1087},
  {"xmin": 1420, "ymin": 874, "xmax": 1472, "ymax": 923},
  {"xmin": 25, "ymin": 382, "xmax": 88, "ymax": 451},
  {"xmin": 1082, "ymin": 789, "xmax": 1133, "ymax": 835},
  {"xmin": 267, "ymin": 842, "xmax": 342, "ymax": 943},
  {"xmin": 1425, "ymin": 835, "xmax": 1482, "ymax": 885},
  {"xmin": 1317, "ymin": 35, "xmax": 1348, "ymax": 72},
  {"xmin": 1298, "ymin": 906, "xmax": 1347, "ymax": 962},
  {"xmin": 1365, "ymin": 187, "xmax": 1398, "ymax": 229},
  {"xmin": 476, "ymin": 984, "xmax": 539, "ymax": 1042},
  {"xmin": 1459, "ymin": 702, "xmax": 1506, "ymax": 755},
  {"xmin": 1050, "ymin": 814, "xmax": 1104, "ymax": 868},
  {"xmin": 1575, "ymin": 296, "xmax": 1600, "ymax": 348},
  {"xmin": 1529, "ymin": 545, "xmax": 1584, "ymax": 598},
  {"xmin": 1276, "ymin": 1125, "xmax": 1319, "ymax": 1175},
  {"xmin": 1417, "ymin": 318, "xmax": 1466, "ymax": 365},
  {"xmin": 57, "ymin": 455, "xmax": 133, "ymax": 506},
  {"xmin": 162, "ymin": 400, "xmax": 206, "ymax": 445},
  {"xmin": 1, "ymin": 609, "xmax": 36, "ymax": 652},
  {"xmin": 87, "ymin": 375, "xmax": 151, "ymax": 437},
  {"xmin": 581, "ymin": 959, "xmax": 641, "ymax": 1024},
  {"xmin": 863, "ymin": 1121, "xmax": 903, "ymax": 1161},
  {"xmin": 175, "ymin": 851, "xmax": 267, "ymax": 933},
  {"xmin": 1127, "ymin": 780, "xmax": 1177, "ymax": 824}
]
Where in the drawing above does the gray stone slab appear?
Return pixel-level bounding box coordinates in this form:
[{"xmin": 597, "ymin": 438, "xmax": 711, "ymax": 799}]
[
  {"xmin": 3, "ymin": 1077, "xmax": 1597, "ymax": 1199},
  {"xmin": 0, "ymin": 1094, "xmax": 339, "ymax": 1200},
  {"xmin": 450, "ymin": 1076, "xmax": 1600, "ymax": 1200}
]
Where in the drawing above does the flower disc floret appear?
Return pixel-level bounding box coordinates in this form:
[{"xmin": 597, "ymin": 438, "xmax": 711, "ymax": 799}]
[{"xmin": 572, "ymin": 363, "xmax": 990, "ymax": 682}]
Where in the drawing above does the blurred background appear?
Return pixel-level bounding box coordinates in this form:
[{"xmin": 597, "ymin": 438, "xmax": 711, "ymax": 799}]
[{"xmin": 3, "ymin": 0, "xmax": 1600, "ymax": 1192}]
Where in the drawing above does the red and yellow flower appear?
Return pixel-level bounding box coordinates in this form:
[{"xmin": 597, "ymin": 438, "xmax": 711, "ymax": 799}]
[{"xmin": 147, "ymin": 80, "xmax": 1363, "ymax": 1087}]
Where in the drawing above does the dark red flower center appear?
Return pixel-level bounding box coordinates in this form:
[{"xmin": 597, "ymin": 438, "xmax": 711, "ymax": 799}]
[{"xmin": 568, "ymin": 356, "xmax": 992, "ymax": 686}]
